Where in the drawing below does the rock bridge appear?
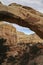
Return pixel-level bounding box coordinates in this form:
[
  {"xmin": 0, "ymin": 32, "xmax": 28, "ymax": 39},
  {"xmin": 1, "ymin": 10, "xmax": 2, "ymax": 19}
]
[
  {"xmin": 0, "ymin": 2, "xmax": 43, "ymax": 39},
  {"xmin": 0, "ymin": 2, "xmax": 43, "ymax": 65}
]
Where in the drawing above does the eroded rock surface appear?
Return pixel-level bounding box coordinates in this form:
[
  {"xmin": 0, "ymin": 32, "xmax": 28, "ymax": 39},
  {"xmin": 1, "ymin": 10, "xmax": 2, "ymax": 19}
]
[
  {"xmin": 0, "ymin": 2, "xmax": 43, "ymax": 38},
  {"xmin": 0, "ymin": 2, "xmax": 43, "ymax": 65},
  {"xmin": 0, "ymin": 23, "xmax": 43, "ymax": 65},
  {"xmin": 0, "ymin": 23, "xmax": 17, "ymax": 45},
  {"xmin": 0, "ymin": 38, "xmax": 43, "ymax": 65},
  {"xmin": 17, "ymin": 31, "xmax": 43, "ymax": 44},
  {"xmin": 0, "ymin": 23, "xmax": 17, "ymax": 65}
]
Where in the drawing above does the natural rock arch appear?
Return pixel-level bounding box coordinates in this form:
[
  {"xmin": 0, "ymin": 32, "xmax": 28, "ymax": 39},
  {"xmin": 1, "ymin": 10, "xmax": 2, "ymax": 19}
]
[{"xmin": 0, "ymin": 3, "xmax": 43, "ymax": 39}]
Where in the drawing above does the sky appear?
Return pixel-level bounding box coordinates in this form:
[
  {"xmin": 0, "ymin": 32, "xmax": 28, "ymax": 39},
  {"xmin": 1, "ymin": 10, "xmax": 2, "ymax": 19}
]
[{"xmin": 0, "ymin": 0, "xmax": 43, "ymax": 35}]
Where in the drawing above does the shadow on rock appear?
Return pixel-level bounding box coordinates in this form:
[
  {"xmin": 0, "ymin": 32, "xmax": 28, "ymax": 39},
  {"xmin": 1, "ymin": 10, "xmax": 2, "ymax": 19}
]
[{"xmin": 0, "ymin": 38, "xmax": 10, "ymax": 65}]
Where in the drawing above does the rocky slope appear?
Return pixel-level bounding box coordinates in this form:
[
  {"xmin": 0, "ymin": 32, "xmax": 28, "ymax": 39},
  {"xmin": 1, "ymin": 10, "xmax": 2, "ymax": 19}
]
[
  {"xmin": 0, "ymin": 2, "xmax": 43, "ymax": 38},
  {"xmin": 0, "ymin": 22, "xmax": 43, "ymax": 65},
  {"xmin": 17, "ymin": 31, "xmax": 43, "ymax": 44}
]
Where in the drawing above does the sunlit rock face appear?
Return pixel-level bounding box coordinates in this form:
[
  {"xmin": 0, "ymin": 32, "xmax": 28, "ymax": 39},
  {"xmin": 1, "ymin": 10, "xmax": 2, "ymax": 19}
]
[
  {"xmin": 17, "ymin": 31, "xmax": 43, "ymax": 44},
  {"xmin": 0, "ymin": 2, "xmax": 43, "ymax": 38},
  {"xmin": 0, "ymin": 23, "xmax": 17, "ymax": 65},
  {"xmin": 0, "ymin": 23, "xmax": 17, "ymax": 45},
  {"xmin": 0, "ymin": 2, "xmax": 43, "ymax": 65},
  {"xmin": 0, "ymin": 23, "xmax": 43, "ymax": 65}
]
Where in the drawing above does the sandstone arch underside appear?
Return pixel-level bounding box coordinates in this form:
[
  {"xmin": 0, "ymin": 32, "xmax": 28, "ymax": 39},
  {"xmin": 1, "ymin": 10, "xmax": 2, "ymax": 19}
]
[{"xmin": 0, "ymin": 3, "xmax": 43, "ymax": 39}]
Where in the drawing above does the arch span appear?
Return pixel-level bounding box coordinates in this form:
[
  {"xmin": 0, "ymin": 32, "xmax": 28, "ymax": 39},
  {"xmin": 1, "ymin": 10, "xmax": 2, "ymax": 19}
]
[{"xmin": 0, "ymin": 3, "xmax": 43, "ymax": 39}]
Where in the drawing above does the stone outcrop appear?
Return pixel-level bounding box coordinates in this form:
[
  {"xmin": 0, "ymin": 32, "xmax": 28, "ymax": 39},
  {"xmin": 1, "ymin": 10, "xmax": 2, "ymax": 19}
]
[
  {"xmin": 0, "ymin": 2, "xmax": 43, "ymax": 65},
  {"xmin": 0, "ymin": 22, "xmax": 17, "ymax": 45},
  {"xmin": 17, "ymin": 31, "xmax": 43, "ymax": 44},
  {"xmin": 0, "ymin": 22, "xmax": 43, "ymax": 65},
  {"xmin": 0, "ymin": 2, "xmax": 43, "ymax": 39},
  {"xmin": 0, "ymin": 22, "xmax": 18, "ymax": 65}
]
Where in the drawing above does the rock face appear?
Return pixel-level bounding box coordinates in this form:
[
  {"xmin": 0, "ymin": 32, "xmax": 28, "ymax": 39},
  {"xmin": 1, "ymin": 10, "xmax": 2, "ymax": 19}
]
[
  {"xmin": 0, "ymin": 22, "xmax": 18, "ymax": 65},
  {"xmin": 0, "ymin": 22, "xmax": 17, "ymax": 45},
  {"xmin": 0, "ymin": 23, "xmax": 43, "ymax": 65},
  {"xmin": 17, "ymin": 31, "xmax": 43, "ymax": 44},
  {"xmin": 0, "ymin": 2, "xmax": 43, "ymax": 39},
  {"xmin": 0, "ymin": 2, "xmax": 43, "ymax": 65}
]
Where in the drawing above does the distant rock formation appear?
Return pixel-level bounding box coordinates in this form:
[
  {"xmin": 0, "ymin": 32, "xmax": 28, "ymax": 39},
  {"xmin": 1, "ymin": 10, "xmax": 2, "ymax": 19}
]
[
  {"xmin": 0, "ymin": 2, "xmax": 43, "ymax": 38},
  {"xmin": 17, "ymin": 31, "xmax": 43, "ymax": 44}
]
